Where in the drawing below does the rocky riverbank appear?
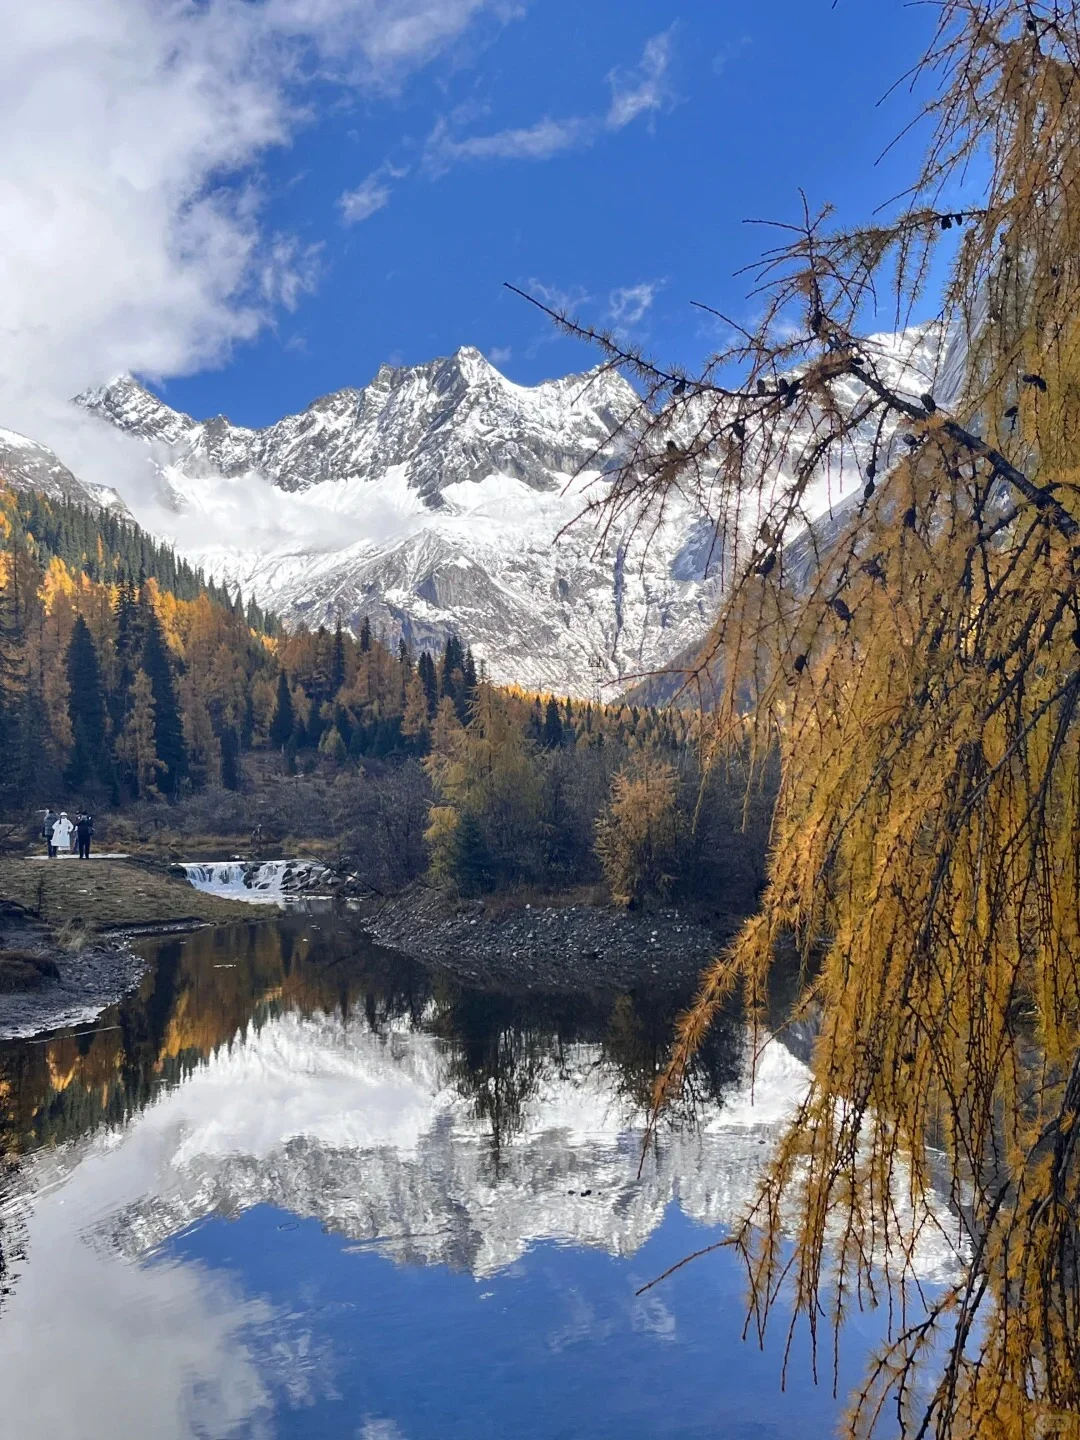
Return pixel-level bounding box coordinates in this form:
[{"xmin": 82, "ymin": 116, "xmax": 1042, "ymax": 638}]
[
  {"xmin": 0, "ymin": 857, "xmax": 258, "ymax": 1039},
  {"xmin": 0, "ymin": 900, "xmax": 147, "ymax": 1040},
  {"xmin": 363, "ymin": 884, "xmax": 735, "ymax": 992}
]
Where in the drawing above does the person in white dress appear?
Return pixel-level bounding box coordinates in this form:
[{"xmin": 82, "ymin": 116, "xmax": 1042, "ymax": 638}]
[{"xmin": 51, "ymin": 812, "xmax": 74, "ymax": 855}]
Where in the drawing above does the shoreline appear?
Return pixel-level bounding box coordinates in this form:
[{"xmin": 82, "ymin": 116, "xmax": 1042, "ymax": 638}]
[
  {"xmin": 0, "ymin": 856, "xmax": 262, "ymax": 1041},
  {"xmin": 362, "ymin": 883, "xmax": 735, "ymax": 993},
  {"xmin": 0, "ymin": 856, "xmax": 740, "ymax": 1037}
]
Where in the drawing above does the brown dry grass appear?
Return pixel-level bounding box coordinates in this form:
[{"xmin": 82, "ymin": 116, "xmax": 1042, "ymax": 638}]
[
  {"xmin": 0, "ymin": 857, "xmax": 255, "ymax": 930},
  {"xmin": 0, "ymin": 949, "xmax": 60, "ymax": 993}
]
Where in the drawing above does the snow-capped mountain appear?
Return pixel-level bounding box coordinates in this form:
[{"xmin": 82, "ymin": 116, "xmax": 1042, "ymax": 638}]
[
  {"xmin": 70, "ymin": 332, "xmax": 948, "ymax": 694},
  {"xmin": 80, "ymin": 348, "xmax": 634, "ymax": 503},
  {"xmin": 0, "ymin": 425, "xmax": 130, "ymax": 516},
  {"xmin": 77, "ymin": 348, "xmax": 728, "ymax": 694}
]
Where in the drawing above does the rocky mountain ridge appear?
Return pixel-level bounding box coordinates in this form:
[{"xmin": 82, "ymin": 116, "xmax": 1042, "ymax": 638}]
[
  {"xmin": 0, "ymin": 425, "xmax": 130, "ymax": 516},
  {"xmin": 78, "ymin": 347, "xmax": 638, "ymax": 504},
  {"xmin": 6, "ymin": 332, "xmax": 951, "ymax": 695}
]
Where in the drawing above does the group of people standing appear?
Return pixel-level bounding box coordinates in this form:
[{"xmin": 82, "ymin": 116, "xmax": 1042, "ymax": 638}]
[{"xmin": 42, "ymin": 809, "xmax": 95, "ymax": 859}]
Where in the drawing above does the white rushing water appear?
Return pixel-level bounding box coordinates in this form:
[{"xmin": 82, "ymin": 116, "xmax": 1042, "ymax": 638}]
[{"xmin": 181, "ymin": 859, "xmax": 332, "ymax": 904}]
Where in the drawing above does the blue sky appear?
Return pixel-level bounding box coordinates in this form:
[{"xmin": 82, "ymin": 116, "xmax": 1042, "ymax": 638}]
[
  {"xmin": 2, "ymin": 0, "xmax": 947, "ymax": 450},
  {"xmin": 155, "ymin": 0, "xmax": 941, "ymax": 429}
]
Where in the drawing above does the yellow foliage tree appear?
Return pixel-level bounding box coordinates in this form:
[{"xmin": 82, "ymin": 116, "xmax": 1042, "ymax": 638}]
[
  {"xmin": 424, "ymin": 684, "xmax": 540, "ymax": 890},
  {"xmin": 542, "ymin": 2, "xmax": 1080, "ymax": 1433},
  {"xmin": 115, "ymin": 670, "xmax": 163, "ymax": 799},
  {"xmin": 401, "ymin": 671, "xmax": 429, "ymax": 742},
  {"xmin": 594, "ymin": 761, "xmax": 679, "ymax": 907}
]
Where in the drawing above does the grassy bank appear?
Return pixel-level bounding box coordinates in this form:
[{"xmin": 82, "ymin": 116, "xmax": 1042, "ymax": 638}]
[{"xmin": 0, "ymin": 857, "xmax": 256, "ymax": 931}]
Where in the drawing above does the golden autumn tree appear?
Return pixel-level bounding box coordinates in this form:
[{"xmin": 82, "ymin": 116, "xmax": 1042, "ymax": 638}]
[
  {"xmin": 114, "ymin": 670, "xmax": 163, "ymax": 800},
  {"xmin": 527, "ymin": 2, "xmax": 1080, "ymax": 1435},
  {"xmin": 594, "ymin": 760, "xmax": 679, "ymax": 908},
  {"xmin": 424, "ymin": 683, "xmax": 541, "ymax": 891}
]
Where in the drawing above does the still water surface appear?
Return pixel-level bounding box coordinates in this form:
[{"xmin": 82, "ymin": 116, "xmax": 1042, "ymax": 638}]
[{"xmin": 0, "ymin": 915, "xmax": 941, "ymax": 1438}]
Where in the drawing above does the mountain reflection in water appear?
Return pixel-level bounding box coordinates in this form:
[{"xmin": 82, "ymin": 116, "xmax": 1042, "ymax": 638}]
[{"xmin": 0, "ymin": 915, "xmax": 955, "ymax": 1440}]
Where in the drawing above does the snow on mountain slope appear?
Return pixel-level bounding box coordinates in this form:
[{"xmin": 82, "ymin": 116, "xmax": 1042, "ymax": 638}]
[
  {"xmin": 79, "ymin": 348, "xmax": 635, "ymax": 502},
  {"xmin": 73, "ymin": 333, "xmax": 950, "ymax": 695},
  {"xmin": 0, "ymin": 425, "xmax": 130, "ymax": 516}
]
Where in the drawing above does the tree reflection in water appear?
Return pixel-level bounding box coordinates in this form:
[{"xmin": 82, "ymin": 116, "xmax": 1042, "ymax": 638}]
[
  {"xmin": 0, "ymin": 911, "xmax": 750, "ymax": 1309},
  {"xmin": 1, "ymin": 914, "xmax": 746, "ymax": 1162}
]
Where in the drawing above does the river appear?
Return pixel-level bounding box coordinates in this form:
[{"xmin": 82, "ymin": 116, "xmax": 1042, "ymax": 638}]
[{"xmin": 0, "ymin": 914, "xmax": 955, "ymax": 1438}]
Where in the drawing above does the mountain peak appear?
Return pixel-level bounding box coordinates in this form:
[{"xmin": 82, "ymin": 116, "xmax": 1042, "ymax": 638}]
[
  {"xmin": 77, "ymin": 345, "xmax": 639, "ymax": 501},
  {"xmin": 76, "ymin": 375, "xmax": 196, "ymax": 448}
]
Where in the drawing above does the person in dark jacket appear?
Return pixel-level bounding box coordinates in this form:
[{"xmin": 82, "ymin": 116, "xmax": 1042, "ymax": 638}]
[
  {"xmin": 75, "ymin": 812, "xmax": 94, "ymax": 860},
  {"xmin": 42, "ymin": 808, "xmax": 58, "ymax": 858}
]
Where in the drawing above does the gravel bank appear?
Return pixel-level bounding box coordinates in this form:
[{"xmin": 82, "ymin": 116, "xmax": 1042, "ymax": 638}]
[
  {"xmin": 364, "ymin": 885, "xmax": 734, "ymax": 992},
  {"xmin": 0, "ymin": 901, "xmax": 147, "ymax": 1041}
]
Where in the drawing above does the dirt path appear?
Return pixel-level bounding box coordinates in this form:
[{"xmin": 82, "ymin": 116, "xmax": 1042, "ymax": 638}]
[{"xmin": 0, "ymin": 857, "xmax": 254, "ymax": 931}]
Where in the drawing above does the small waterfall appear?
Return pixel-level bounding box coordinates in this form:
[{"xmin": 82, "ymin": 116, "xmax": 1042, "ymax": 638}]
[
  {"xmin": 183, "ymin": 862, "xmax": 249, "ymax": 891},
  {"xmin": 180, "ymin": 859, "xmax": 332, "ymax": 904}
]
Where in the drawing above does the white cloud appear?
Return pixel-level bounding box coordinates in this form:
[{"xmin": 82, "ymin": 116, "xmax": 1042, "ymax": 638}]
[
  {"xmin": 340, "ymin": 160, "xmax": 410, "ymax": 223},
  {"xmin": 517, "ymin": 277, "xmax": 592, "ymax": 357},
  {"xmin": 424, "ymin": 114, "xmax": 592, "ymax": 173},
  {"xmin": 608, "ymin": 280, "xmax": 662, "ymax": 327},
  {"xmin": 523, "ymin": 278, "xmax": 591, "ymax": 316},
  {"xmin": 606, "ymin": 29, "xmax": 675, "ymax": 129},
  {"xmin": 0, "ymin": 0, "xmax": 517, "ymax": 486},
  {"xmin": 423, "ymin": 29, "xmax": 675, "ymax": 175},
  {"xmin": 262, "ymin": 235, "xmax": 325, "ymax": 309},
  {"xmin": 712, "ymin": 35, "xmax": 751, "ymax": 77},
  {"xmin": 487, "ymin": 345, "xmax": 513, "ymax": 365},
  {"xmin": 341, "ymin": 172, "xmax": 393, "ymax": 223}
]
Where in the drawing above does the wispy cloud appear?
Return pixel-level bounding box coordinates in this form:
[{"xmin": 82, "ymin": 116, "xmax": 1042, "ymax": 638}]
[
  {"xmin": 341, "ymin": 172, "xmax": 391, "ymax": 224},
  {"xmin": 712, "ymin": 34, "xmax": 751, "ymax": 77},
  {"xmin": 488, "ymin": 344, "xmax": 513, "ymax": 365},
  {"xmin": 424, "ymin": 30, "xmax": 676, "ymax": 175},
  {"xmin": 525, "ymin": 278, "xmax": 592, "ymax": 316},
  {"xmin": 260, "ymin": 236, "xmax": 323, "ymax": 310},
  {"xmin": 424, "ymin": 115, "xmax": 591, "ymax": 174},
  {"xmin": 606, "ymin": 28, "xmax": 675, "ymax": 130},
  {"xmin": 340, "ymin": 161, "xmax": 410, "ymax": 225},
  {"xmin": 518, "ymin": 277, "xmax": 592, "ymax": 357},
  {"xmin": 608, "ymin": 280, "xmax": 663, "ymax": 327}
]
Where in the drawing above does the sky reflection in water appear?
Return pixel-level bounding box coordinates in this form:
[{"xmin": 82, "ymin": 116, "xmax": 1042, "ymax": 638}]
[{"xmin": 0, "ymin": 914, "xmax": 935, "ymax": 1439}]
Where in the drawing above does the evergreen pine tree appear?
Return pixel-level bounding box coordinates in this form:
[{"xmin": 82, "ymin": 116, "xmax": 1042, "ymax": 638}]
[
  {"xmin": 418, "ymin": 650, "xmax": 439, "ymax": 716},
  {"xmin": 453, "ymin": 809, "xmax": 493, "ymax": 898},
  {"xmin": 542, "ymin": 696, "xmax": 564, "ymax": 749},
  {"xmin": 241, "ymin": 690, "xmax": 255, "ymax": 750},
  {"xmin": 141, "ymin": 605, "xmax": 188, "ymax": 798},
  {"xmin": 64, "ymin": 614, "xmax": 111, "ymax": 792},
  {"xmin": 462, "ymin": 646, "xmax": 478, "ymax": 714},
  {"xmin": 110, "ymin": 581, "xmax": 142, "ymax": 734},
  {"xmin": 220, "ymin": 725, "xmax": 241, "ymax": 791},
  {"xmin": 441, "ymin": 634, "xmax": 467, "ymax": 719},
  {"xmin": 358, "ymin": 616, "xmax": 372, "ymax": 652},
  {"xmin": 270, "ymin": 670, "xmax": 295, "ymax": 749},
  {"xmin": 331, "ymin": 619, "xmax": 347, "ymax": 695}
]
